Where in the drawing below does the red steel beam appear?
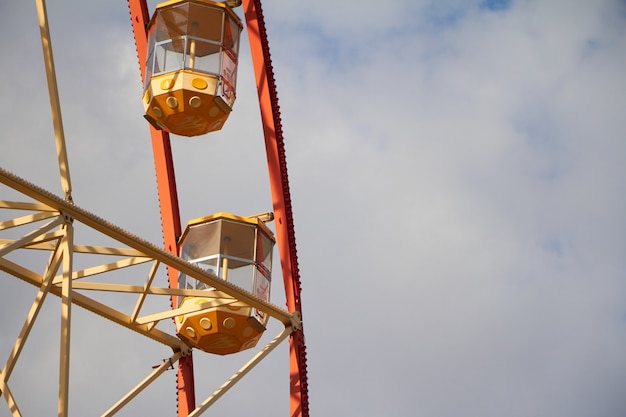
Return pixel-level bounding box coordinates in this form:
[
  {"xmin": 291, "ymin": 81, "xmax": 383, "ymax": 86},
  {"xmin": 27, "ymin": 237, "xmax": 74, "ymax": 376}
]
[
  {"xmin": 127, "ymin": 1, "xmax": 196, "ymax": 416},
  {"xmin": 242, "ymin": 1, "xmax": 309, "ymax": 416}
]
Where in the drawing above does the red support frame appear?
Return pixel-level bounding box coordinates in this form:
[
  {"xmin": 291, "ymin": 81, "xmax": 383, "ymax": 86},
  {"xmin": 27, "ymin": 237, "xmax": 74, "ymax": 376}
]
[
  {"xmin": 127, "ymin": 1, "xmax": 308, "ymax": 416},
  {"xmin": 127, "ymin": 1, "xmax": 196, "ymax": 416},
  {"xmin": 242, "ymin": 1, "xmax": 309, "ymax": 416}
]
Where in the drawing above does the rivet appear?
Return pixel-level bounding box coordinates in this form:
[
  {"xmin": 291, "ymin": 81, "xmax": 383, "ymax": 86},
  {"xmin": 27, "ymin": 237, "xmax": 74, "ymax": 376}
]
[
  {"xmin": 199, "ymin": 317, "xmax": 212, "ymax": 330},
  {"xmin": 189, "ymin": 96, "xmax": 202, "ymax": 108},
  {"xmin": 166, "ymin": 96, "xmax": 178, "ymax": 109},
  {"xmin": 242, "ymin": 327, "xmax": 253, "ymax": 338},
  {"xmin": 152, "ymin": 107, "xmax": 163, "ymax": 118},
  {"xmin": 223, "ymin": 317, "xmax": 236, "ymax": 330},
  {"xmin": 185, "ymin": 326, "xmax": 196, "ymax": 338}
]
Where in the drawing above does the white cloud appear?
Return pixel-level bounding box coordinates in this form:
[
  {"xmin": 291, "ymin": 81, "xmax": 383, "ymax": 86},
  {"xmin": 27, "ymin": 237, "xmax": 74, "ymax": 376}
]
[{"xmin": 1, "ymin": 0, "xmax": 626, "ymax": 416}]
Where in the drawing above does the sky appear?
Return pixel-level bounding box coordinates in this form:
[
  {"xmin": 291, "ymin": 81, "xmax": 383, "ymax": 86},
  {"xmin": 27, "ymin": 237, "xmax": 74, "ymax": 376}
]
[{"xmin": 1, "ymin": 0, "xmax": 626, "ymax": 416}]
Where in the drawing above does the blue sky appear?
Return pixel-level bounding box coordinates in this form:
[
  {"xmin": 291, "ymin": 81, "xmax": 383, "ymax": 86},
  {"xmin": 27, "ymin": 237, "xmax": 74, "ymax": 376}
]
[
  {"xmin": 1, "ymin": 0, "xmax": 626, "ymax": 416},
  {"xmin": 481, "ymin": 0, "xmax": 513, "ymax": 11}
]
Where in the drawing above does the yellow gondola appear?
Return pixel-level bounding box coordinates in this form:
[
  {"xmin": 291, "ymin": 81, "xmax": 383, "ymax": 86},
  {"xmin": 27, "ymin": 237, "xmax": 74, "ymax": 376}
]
[
  {"xmin": 142, "ymin": 0, "xmax": 243, "ymax": 136},
  {"xmin": 175, "ymin": 213, "xmax": 275, "ymax": 355}
]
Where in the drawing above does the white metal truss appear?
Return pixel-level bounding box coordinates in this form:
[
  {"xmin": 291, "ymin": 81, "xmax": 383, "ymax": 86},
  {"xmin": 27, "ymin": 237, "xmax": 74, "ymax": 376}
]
[{"xmin": 0, "ymin": 168, "xmax": 301, "ymax": 416}]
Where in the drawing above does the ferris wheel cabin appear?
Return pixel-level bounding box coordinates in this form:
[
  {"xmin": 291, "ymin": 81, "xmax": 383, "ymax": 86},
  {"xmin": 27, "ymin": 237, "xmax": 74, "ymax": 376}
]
[
  {"xmin": 142, "ymin": 0, "xmax": 243, "ymax": 137},
  {"xmin": 176, "ymin": 213, "xmax": 275, "ymax": 355}
]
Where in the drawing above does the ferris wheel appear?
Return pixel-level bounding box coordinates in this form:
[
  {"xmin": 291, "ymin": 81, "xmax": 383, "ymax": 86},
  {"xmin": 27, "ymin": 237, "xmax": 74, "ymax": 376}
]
[{"xmin": 0, "ymin": 0, "xmax": 309, "ymax": 416}]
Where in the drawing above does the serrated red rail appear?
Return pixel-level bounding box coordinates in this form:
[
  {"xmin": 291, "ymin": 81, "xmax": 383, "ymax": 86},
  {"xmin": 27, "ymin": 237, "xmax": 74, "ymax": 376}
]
[
  {"xmin": 243, "ymin": 1, "xmax": 310, "ymax": 416},
  {"xmin": 128, "ymin": 0, "xmax": 309, "ymax": 415}
]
